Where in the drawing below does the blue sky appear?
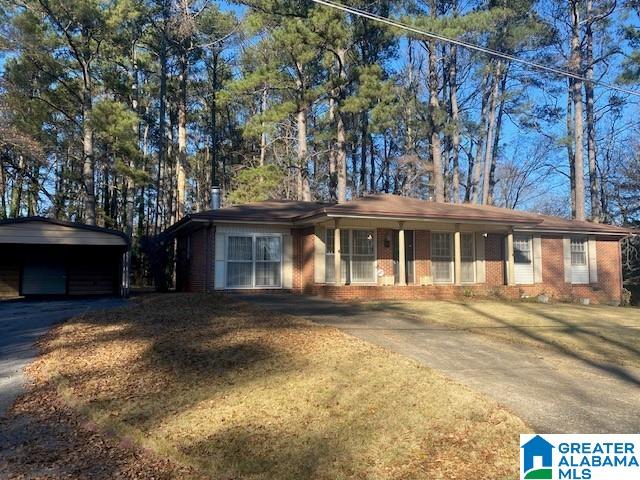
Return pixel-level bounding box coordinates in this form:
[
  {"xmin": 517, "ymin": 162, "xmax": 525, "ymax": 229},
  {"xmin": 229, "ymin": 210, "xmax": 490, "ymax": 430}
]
[{"xmin": 2, "ymin": 1, "xmax": 639, "ymax": 215}]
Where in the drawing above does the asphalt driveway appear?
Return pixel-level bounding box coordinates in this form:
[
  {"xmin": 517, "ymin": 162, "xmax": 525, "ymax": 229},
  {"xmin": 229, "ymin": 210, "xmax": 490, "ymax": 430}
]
[
  {"xmin": 0, "ymin": 298, "xmax": 126, "ymax": 416},
  {"xmin": 235, "ymin": 293, "xmax": 640, "ymax": 434}
]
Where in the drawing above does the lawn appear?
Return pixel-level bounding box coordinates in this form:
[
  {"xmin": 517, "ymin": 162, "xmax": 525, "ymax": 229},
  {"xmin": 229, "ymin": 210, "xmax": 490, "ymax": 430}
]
[
  {"xmin": 16, "ymin": 294, "xmax": 527, "ymax": 480},
  {"xmin": 364, "ymin": 300, "xmax": 640, "ymax": 369}
]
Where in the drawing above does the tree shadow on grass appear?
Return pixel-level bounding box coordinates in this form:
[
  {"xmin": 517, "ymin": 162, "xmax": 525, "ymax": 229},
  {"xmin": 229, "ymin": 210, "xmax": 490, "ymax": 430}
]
[{"xmin": 459, "ymin": 302, "xmax": 640, "ymax": 388}]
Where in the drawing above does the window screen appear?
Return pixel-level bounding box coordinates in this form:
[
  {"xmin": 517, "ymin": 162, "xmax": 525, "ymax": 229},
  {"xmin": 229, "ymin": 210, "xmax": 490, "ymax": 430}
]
[
  {"xmin": 431, "ymin": 232, "xmax": 453, "ymax": 283},
  {"xmin": 461, "ymin": 233, "xmax": 475, "ymax": 283}
]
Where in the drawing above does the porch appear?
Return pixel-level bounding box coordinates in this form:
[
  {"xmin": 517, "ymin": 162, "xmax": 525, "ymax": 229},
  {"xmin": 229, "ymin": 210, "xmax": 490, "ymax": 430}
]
[{"xmin": 311, "ymin": 218, "xmax": 520, "ymax": 289}]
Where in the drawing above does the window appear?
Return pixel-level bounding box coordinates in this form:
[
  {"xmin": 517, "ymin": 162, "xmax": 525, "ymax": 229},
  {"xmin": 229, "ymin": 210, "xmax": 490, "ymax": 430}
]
[
  {"xmin": 431, "ymin": 232, "xmax": 453, "ymax": 283},
  {"xmin": 514, "ymin": 235, "xmax": 534, "ymax": 285},
  {"xmin": 226, "ymin": 235, "xmax": 282, "ymax": 288},
  {"xmin": 325, "ymin": 229, "xmax": 374, "ymax": 283},
  {"xmin": 570, "ymin": 237, "xmax": 589, "ymax": 284},
  {"xmin": 460, "ymin": 233, "xmax": 475, "ymax": 284},
  {"xmin": 514, "ymin": 236, "xmax": 532, "ymax": 264},
  {"xmin": 226, "ymin": 236, "xmax": 253, "ymax": 288},
  {"xmin": 351, "ymin": 230, "xmax": 375, "ymax": 282},
  {"xmin": 571, "ymin": 238, "xmax": 587, "ymax": 266},
  {"xmin": 255, "ymin": 236, "xmax": 281, "ymax": 287}
]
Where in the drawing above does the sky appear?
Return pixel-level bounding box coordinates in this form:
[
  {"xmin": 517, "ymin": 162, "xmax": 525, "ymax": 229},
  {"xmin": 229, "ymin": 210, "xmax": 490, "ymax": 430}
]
[{"xmin": 2, "ymin": 1, "xmax": 639, "ymax": 214}]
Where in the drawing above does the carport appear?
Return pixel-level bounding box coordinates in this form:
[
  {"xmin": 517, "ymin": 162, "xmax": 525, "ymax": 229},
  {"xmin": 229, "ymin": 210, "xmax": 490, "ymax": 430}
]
[{"xmin": 0, "ymin": 217, "xmax": 129, "ymax": 298}]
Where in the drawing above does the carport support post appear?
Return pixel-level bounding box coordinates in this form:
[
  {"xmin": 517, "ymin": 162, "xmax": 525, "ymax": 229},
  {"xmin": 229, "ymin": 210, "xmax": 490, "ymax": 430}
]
[
  {"xmin": 454, "ymin": 225, "xmax": 461, "ymax": 286},
  {"xmin": 507, "ymin": 228, "xmax": 515, "ymax": 285},
  {"xmin": 398, "ymin": 223, "xmax": 406, "ymax": 286},
  {"xmin": 334, "ymin": 219, "xmax": 342, "ymax": 285}
]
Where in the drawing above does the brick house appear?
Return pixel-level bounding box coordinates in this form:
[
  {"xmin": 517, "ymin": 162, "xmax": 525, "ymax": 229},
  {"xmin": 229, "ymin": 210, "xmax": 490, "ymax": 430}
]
[{"xmin": 165, "ymin": 194, "xmax": 633, "ymax": 304}]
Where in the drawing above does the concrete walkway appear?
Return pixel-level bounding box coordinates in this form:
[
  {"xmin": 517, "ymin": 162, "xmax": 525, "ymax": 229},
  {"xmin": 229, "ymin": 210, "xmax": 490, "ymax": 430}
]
[
  {"xmin": 0, "ymin": 298, "xmax": 126, "ymax": 417},
  {"xmin": 234, "ymin": 293, "xmax": 640, "ymax": 434}
]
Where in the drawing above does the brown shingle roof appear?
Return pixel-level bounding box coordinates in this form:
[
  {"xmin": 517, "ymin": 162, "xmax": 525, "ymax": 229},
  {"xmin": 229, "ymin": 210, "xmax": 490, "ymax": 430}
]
[
  {"xmin": 191, "ymin": 199, "xmax": 331, "ymax": 222},
  {"xmin": 167, "ymin": 194, "xmax": 634, "ymax": 236}
]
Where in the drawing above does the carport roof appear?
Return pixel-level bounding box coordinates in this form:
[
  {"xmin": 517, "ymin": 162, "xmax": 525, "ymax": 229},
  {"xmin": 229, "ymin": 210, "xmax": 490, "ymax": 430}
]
[{"xmin": 0, "ymin": 216, "xmax": 129, "ymax": 246}]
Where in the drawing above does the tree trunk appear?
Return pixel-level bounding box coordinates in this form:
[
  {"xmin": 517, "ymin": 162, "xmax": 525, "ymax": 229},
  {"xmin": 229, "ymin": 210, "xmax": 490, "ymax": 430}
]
[
  {"xmin": 177, "ymin": 50, "xmax": 188, "ymax": 220},
  {"xmin": 82, "ymin": 70, "xmax": 96, "ymax": 225},
  {"xmin": 464, "ymin": 140, "xmax": 474, "ymax": 203},
  {"xmin": 336, "ymin": 47, "xmax": 348, "ymax": 204},
  {"xmin": 369, "ymin": 132, "xmax": 375, "ymax": 193},
  {"xmin": 359, "ymin": 112, "xmax": 367, "ymax": 195},
  {"xmin": 296, "ymin": 107, "xmax": 311, "ymax": 201},
  {"xmin": 585, "ymin": 0, "xmax": 601, "ymax": 222},
  {"xmin": 10, "ymin": 155, "xmax": 24, "ymax": 217},
  {"xmin": 328, "ymin": 96, "xmax": 338, "ymax": 202},
  {"xmin": 260, "ymin": 85, "xmax": 268, "ymax": 166},
  {"xmin": 570, "ymin": 0, "xmax": 586, "ymax": 221},
  {"xmin": 210, "ymin": 51, "xmax": 219, "ymax": 194},
  {"xmin": 447, "ymin": 44, "xmax": 460, "ymax": 203},
  {"xmin": 481, "ymin": 61, "xmax": 502, "ymax": 205},
  {"xmin": 487, "ymin": 64, "xmax": 508, "ymax": 205},
  {"xmin": 427, "ymin": 40, "xmax": 444, "ymax": 202},
  {"xmin": 566, "ymin": 88, "xmax": 576, "ymax": 217},
  {"xmin": 471, "ymin": 71, "xmax": 490, "ymax": 204},
  {"xmin": 154, "ymin": 29, "xmax": 168, "ymax": 234}
]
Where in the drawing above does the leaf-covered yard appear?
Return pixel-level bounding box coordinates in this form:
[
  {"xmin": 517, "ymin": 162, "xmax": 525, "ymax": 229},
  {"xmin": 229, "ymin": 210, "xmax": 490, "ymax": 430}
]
[{"xmin": 4, "ymin": 294, "xmax": 528, "ymax": 479}]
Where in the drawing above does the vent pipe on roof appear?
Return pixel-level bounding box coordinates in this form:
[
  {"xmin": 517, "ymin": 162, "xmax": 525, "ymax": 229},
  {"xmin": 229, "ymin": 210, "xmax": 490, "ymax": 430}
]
[{"xmin": 211, "ymin": 186, "xmax": 221, "ymax": 210}]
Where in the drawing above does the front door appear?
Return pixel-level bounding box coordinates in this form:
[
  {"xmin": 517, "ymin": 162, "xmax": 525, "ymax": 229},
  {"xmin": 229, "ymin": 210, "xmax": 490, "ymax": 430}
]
[{"xmin": 393, "ymin": 230, "xmax": 415, "ymax": 285}]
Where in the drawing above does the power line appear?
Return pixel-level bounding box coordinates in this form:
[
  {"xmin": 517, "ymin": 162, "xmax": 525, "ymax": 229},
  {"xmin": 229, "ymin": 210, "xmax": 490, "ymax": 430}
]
[{"xmin": 310, "ymin": 0, "xmax": 640, "ymax": 98}]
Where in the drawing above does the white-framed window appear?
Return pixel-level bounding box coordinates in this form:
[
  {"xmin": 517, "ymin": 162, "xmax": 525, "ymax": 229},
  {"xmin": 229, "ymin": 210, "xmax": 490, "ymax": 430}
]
[
  {"xmin": 460, "ymin": 233, "xmax": 475, "ymax": 284},
  {"xmin": 325, "ymin": 229, "xmax": 375, "ymax": 283},
  {"xmin": 570, "ymin": 236, "xmax": 589, "ymax": 284},
  {"xmin": 351, "ymin": 230, "xmax": 375, "ymax": 282},
  {"xmin": 514, "ymin": 235, "xmax": 534, "ymax": 285},
  {"xmin": 226, "ymin": 234, "xmax": 282, "ymax": 288},
  {"xmin": 431, "ymin": 232, "xmax": 453, "ymax": 283}
]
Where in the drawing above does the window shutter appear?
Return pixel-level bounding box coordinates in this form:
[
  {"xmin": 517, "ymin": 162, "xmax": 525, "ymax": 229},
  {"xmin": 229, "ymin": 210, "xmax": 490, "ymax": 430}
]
[
  {"xmin": 314, "ymin": 226, "xmax": 326, "ymax": 284},
  {"xmin": 214, "ymin": 232, "xmax": 225, "ymax": 290},
  {"xmin": 283, "ymin": 234, "xmax": 293, "ymax": 288},
  {"xmin": 475, "ymin": 232, "xmax": 486, "ymax": 283},
  {"xmin": 563, "ymin": 237, "xmax": 572, "ymax": 283},
  {"xmin": 533, "ymin": 235, "xmax": 543, "ymax": 283},
  {"xmin": 588, "ymin": 236, "xmax": 598, "ymax": 283}
]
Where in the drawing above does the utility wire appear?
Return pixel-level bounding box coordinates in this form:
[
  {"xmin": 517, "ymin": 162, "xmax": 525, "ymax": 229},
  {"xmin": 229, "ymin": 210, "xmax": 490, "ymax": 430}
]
[{"xmin": 310, "ymin": 0, "xmax": 640, "ymax": 98}]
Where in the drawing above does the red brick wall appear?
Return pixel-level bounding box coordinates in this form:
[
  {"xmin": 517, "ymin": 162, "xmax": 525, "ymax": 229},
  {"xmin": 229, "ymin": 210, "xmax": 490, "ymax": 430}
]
[
  {"xmin": 485, "ymin": 233, "xmax": 505, "ymax": 286},
  {"xmin": 414, "ymin": 230, "xmax": 430, "ymax": 280},
  {"xmin": 541, "ymin": 236, "xmax": 565, "ymax": 291},
  {"xmin": 176, "ymin": 225, "xmax": 215, "ymax": 293},
  {"xmin": 292, "ymin": 227, "xmax": 315, "ymax": 292},
  {"xmin": 376, "ymin": 228, "xmax": 394, "ymax": 277},
  {"xmin": 596, "ymin": 238, "xmax": 622, "ymax": 302}
]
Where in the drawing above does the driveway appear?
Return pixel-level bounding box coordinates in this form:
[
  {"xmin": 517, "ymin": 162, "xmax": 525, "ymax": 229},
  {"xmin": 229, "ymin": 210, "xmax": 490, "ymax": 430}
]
[
  {"xmin": 235, "ymin": 293, "xmax": 640, "ymax": 434},
  {"xmin": 0, "ymin": 298, "xmax": 126, "ymax": 416}
]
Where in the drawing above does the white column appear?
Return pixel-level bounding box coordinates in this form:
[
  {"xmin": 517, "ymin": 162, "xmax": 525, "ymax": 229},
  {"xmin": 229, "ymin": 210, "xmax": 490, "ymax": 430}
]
[
  {"xmin": 454, "ymin": 225, "xmax": 462, "ymax": 285},
  {"xmin": 334, "ymin": 219, "xmax": 342, "ymax": 285},
  {"xmin": 507, "ymin": 228, "xmax": 515, "ymax": 286},
  {"xmin": 398, "ymin": 223, "xmax": 406, "ymax": 286}
]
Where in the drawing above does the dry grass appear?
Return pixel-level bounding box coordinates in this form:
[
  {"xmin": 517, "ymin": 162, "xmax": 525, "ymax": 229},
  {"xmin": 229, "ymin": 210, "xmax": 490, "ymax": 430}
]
[
  {"xmin": 18, "ymin": 294, "xmax": 528, "ymax": 480},
  {"xmin": 365, "ymin": 300, "xmax": 640, "ymax": 369}
]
